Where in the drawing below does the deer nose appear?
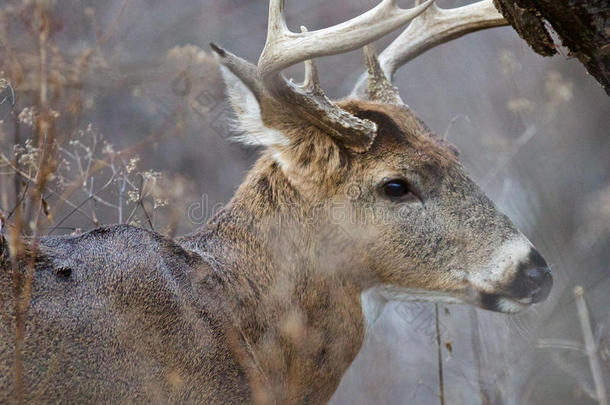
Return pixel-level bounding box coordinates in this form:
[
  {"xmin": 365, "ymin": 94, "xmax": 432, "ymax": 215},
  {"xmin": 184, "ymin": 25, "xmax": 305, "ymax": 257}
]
[{"xmin": 514, "ymin": 249, "xmax": 553, "ymax": 303}]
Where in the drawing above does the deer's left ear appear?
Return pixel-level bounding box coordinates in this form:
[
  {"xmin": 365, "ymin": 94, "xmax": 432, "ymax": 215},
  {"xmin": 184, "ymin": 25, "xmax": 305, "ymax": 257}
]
[{"xmin": 220, "ymin": 66, "xmax": 291, "ymax": 148}]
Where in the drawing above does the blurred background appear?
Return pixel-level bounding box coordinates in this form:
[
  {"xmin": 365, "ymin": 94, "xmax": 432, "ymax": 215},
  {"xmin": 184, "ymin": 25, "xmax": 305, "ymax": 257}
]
[{"xmin": 0, "ymin": 0, "xmax": 608, "ymax": 404}]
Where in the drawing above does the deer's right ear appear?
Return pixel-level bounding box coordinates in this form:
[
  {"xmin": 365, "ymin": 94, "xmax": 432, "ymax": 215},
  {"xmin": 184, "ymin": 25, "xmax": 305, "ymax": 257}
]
[{"xmin": 219, "ymin": 66, "xmax": 290, "ymax": 147}]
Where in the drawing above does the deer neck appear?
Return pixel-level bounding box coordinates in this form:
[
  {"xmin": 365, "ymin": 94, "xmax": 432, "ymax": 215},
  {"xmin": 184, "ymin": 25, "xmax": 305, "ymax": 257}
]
[{"xmin": 181, "ymin": 155, "xmax": 370, "ymax": 403}]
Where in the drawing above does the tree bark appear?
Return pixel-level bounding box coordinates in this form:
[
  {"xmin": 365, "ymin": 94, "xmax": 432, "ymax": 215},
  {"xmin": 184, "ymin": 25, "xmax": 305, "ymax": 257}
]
[{"xmin": 494, "ymin": 0, "xmax": 610, "ymax": 95}]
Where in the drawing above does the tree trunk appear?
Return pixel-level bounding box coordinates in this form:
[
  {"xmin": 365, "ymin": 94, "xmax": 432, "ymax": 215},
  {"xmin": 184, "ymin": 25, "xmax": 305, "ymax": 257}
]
[{"xmin": 494, "ymin": 0, "xmax": 610, "ymax": 95}]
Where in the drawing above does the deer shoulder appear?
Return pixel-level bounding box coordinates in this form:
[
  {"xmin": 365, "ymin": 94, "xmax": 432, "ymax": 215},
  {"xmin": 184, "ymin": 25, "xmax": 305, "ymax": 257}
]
[{"xmin": 0, "ymin": 225, "xmax": 251, "ymax": 404}]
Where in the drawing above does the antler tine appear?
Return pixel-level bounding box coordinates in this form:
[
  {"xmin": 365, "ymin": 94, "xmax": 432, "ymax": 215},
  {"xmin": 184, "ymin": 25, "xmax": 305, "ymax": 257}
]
[
  {"xmin": 258, "ymin": 0, "xmax": 434, "ymax": 80},
  {"xmin": 352, "ymin": 0, "xmax": 508, "ymax": 98},
  {"xmin": 297, "ymin": 26, "xmax": 321, "ymax": 93},
  {"xmin": 363, "ymin": 44, "xmax": 403, "ymax": 105},
  {"xmin": 379, "ymin": 0, "xmax": 507, "ymax": 80}
]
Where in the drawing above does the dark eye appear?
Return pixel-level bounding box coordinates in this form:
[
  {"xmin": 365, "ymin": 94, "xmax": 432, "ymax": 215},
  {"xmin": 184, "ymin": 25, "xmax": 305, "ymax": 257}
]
[
  {"xmin": 380, "ymin": 179, "xmax": 420, "ymax": 202},
  {"xmin": 383, "ymin": 180, "xmax": 409, "ymax": 197}
]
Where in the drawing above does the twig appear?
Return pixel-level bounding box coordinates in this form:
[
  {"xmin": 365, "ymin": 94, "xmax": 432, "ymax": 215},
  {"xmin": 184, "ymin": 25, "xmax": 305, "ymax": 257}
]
[
  {"xmin": 442, "ymin": 114, "xmax": 470, "ymax": 141},
  {"xmin": 88, "ymin": 177, "xmax": 99, "ymax": 226},
  {"xmin": 469, "ymin": 307, "xmax": 491, "ymax": 405},
  {"xmin": 537, "ymin": 338, "xmax": 586, "ymax": 352},
  {"xmin": 48, "ymin": 104, "xmax": 187, "ymax": 219},
  {"xmin": 1, "ymin": 154, "xmax": 97, "ymax": 225},
  {"xmin": 118, "ymin": 175, "xmax": 126, "ymax": 224},
  {"xmin": 7, "ymin": 181, "xmax": 29, "ymax": 221},
  {"xmin": 46, "ymin": 170, "xmax": 119, "ymax": 235},
  {"xmin": 13, "ymin": 108, "xmax": 21, "ymax": 214},
  {"xmin": 49, "ymin": 195, "xmax": 96, "ymax": 234},
  {"xmin": 82, "ymin": 135, "xmax": 97, "ymax": 186},
  {"xmin": 125, "ymin": 174, "xmax": 154, "ymax": 229},
  {"xmin": 98, "ymin": 0, "xmax": 131, "ymax": 45},
  {"xmin": 10, "ymin": 207, "xmax": 25, "ymax": 405},
  {"xmin": 574, "ymin": 286, "xmax": 608, "ymax": 405},
  {"xmin": 0, "ymin": 166, "xmax": 7, "ymax": 212},
  {"xmin": 435, "ymin": 303, "xmax": 445, "ymax": 405},
  {"xmin": 482, "ymin": 124, "xmax": 538, "ymax": 187}
]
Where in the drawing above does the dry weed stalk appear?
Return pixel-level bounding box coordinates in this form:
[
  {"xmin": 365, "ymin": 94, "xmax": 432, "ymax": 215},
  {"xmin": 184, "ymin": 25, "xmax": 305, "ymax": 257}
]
[
  {"xmin": 0, "ymin": 2, "xmax": 194, "ymax": 402},
  {"xmin": 574, "ymin": 286, "xmax": 608, "ymax": 405}
]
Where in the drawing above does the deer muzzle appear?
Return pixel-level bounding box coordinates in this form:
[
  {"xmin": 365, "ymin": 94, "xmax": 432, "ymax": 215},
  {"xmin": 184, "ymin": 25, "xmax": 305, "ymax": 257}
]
[{"xmin": 470, "ymin": 237, "xmax": 553, "ymax": 313}]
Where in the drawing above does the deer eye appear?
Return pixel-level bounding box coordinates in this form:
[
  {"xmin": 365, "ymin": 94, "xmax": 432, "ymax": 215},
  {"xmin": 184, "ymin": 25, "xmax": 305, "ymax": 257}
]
[
  {"xmin": 380, "ymin": 179, "xmax": 420, "ymax": 202},
  {"xmin": 383, "ymin": 179, "xmax": 409, "ymax": 197}
]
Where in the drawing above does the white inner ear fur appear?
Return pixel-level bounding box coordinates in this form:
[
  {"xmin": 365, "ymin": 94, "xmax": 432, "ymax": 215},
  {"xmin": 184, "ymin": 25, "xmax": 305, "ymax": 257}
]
[{"xmin": 219, "ymin": 66, "xmax": 290, "ymax": 149}]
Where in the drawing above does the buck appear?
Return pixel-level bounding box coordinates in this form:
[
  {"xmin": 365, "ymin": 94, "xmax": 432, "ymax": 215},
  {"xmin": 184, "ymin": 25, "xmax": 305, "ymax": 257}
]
[{"xmin": 1, "ymin": 0, "xmax": 553, "ymax": 403}]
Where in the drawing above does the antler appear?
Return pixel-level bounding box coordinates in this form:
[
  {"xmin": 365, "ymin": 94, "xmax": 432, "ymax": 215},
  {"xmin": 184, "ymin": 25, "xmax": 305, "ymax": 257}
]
[
  {"xmin": 258, "ymin": 0, "xmax": 433, "ymax": 79},
  {"xmin": 211, "ymin": 0, "xmax": 507, "ymax": 151},
  {"xmin": 353, "ymin": 0, "xmax": 508, "ymax": 99},
  {"xmin": 212, "ymin": 0, "xmax": 433, "ymax": 152}
]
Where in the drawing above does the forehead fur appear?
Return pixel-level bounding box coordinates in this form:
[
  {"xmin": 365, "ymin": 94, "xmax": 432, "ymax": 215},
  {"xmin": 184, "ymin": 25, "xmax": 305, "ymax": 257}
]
[
  {"xmin": 338, "ymin": 100, "xmax": 459, "ymax": 168},
  {"xmin": 253, "ymin": 99, "xmax": 461, "ymax": 201}
]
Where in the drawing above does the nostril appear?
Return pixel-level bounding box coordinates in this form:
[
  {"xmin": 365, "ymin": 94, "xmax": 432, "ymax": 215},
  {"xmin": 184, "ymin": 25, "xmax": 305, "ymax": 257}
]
[
  {"xmin": 524, "ymin": 266, "xmax": 553, "ymax": 303},
  {"xmin": 504, "ymin": 249, "xmax": 553, "ymax": 304},
  {"xmin": 525, "ymin": 267, "xmax": 550, "ymax": 285},
  {"xmin": 508, "ymin": 249, "xmax": 553, "ymax": 303}
]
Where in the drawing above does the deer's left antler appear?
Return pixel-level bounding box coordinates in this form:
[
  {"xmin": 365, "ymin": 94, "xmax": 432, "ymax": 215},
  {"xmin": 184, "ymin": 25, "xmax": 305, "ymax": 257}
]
[{"xmin": 353, "ymin": 0, "xmax": 508, "ymax": 101}]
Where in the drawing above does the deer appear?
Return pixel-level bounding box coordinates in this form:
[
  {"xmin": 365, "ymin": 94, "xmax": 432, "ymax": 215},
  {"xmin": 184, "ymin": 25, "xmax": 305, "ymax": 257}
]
[{"xmin": 0, "ymin": 0, "xmax": 553, "ymax": 403}]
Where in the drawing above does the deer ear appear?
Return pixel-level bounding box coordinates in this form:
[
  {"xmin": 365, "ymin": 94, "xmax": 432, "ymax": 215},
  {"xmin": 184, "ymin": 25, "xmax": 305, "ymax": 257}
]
[{"xmin": 219, "ymin": 66, "xmax": 290, "ymax": 147}]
